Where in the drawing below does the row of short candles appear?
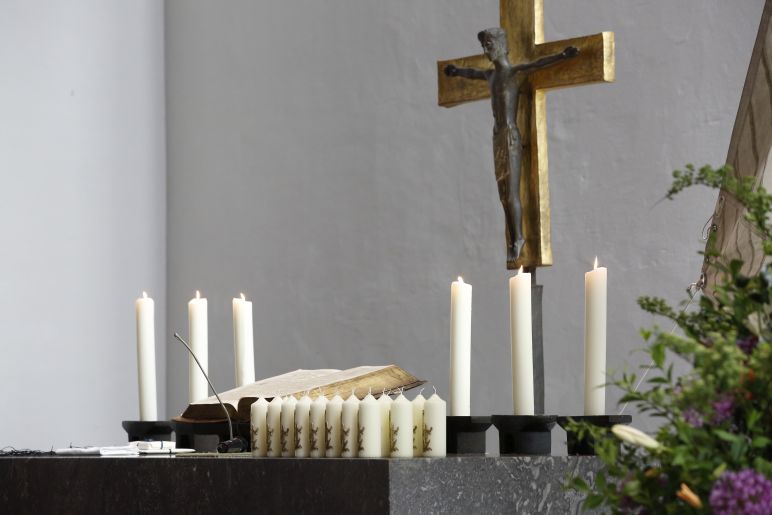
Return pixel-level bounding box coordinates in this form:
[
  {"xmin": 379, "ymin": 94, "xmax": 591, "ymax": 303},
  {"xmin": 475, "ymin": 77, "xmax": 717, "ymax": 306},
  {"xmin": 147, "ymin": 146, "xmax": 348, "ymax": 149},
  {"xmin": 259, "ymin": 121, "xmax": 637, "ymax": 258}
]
[{"xmin": 250, "ymin": 389, "xmax": 447, "ymax": 458}]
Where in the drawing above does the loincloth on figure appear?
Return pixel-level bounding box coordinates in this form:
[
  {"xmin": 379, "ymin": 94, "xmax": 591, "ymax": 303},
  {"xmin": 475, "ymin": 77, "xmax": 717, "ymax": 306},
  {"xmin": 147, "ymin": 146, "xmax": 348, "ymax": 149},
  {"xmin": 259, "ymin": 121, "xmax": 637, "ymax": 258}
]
[{"xmin": 492, "ymin": 123, "xmax": 522, "ymax": 199}]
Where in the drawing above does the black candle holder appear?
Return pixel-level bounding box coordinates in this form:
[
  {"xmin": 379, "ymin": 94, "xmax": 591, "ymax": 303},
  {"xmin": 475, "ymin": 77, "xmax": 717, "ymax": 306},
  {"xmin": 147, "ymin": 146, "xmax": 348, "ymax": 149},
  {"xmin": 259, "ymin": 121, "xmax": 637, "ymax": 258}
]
[
  {"xmin": 446, "ymin": 416, "xmax": 492, "ymax": 454},
  {"xmin": 170, "ymin": 417, "xmax": 251, "ymax": 451},
  {"xmin": 557, "ymin": 415, "xmax": 632, "ymax": 455},
  {"xmin": 121, "ymin": 420, "xmax": 174, "ymax": 443},
  {"xmin": 491, "ymin": 415, "xmax": 556, "ymax": 455}
]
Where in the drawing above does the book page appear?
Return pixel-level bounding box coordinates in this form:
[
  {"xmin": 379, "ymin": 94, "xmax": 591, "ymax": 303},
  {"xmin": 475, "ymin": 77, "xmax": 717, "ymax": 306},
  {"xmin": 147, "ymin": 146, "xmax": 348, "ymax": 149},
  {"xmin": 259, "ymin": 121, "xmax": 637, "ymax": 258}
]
[{"xmin": 189, "ymin": 368, "xmax": 341, "ymax": 407}]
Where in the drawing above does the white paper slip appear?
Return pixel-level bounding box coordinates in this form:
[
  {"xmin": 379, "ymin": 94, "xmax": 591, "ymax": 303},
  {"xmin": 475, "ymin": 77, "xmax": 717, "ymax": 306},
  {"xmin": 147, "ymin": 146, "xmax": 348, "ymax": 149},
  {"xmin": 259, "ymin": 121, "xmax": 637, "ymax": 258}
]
[
  {"xmin": 131, "ymin": 441, "xmax": 176, "ymax": 451},
  {"xmin": 54, "ymin": 446, "xmax": 140, "ymax": 456},
  {"xmin": 139, "ymin": 448, "xmax": 195, "ymax": 455}
]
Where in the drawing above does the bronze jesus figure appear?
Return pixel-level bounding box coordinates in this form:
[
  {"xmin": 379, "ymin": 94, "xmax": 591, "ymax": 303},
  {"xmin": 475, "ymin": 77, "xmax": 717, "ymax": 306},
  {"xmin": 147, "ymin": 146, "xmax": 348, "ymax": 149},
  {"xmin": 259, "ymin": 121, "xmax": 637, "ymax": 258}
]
[{"xmin": 445, "ymin": 28, "xmax": 578, "ymax": 263}]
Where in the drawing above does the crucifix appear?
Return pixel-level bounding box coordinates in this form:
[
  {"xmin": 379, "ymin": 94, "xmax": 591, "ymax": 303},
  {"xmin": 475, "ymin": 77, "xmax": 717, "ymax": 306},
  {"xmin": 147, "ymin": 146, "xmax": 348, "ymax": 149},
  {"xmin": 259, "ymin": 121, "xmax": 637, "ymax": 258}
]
[
  {"xmin": 437, "ymin": 0, "xmax": 615, "ymax": 270},
  {"xmin": 437, "ymin": 0, "xmax": 614, "ymax": 413}
]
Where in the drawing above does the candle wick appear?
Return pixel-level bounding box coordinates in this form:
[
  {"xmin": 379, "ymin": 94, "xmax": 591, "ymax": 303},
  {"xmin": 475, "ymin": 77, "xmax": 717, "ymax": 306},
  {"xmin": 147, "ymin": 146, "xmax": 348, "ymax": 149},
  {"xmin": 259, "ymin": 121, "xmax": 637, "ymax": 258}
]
[{"xmin": 432, "ymin": 385, "xmax": 437, "ymax": 396}]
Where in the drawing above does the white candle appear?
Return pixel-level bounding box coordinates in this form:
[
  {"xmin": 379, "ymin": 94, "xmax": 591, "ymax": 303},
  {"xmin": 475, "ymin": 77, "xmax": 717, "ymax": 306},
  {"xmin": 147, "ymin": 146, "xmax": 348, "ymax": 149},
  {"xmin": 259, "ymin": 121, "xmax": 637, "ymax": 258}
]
[
  {"xmin": 450, "ymin": 277, "xmax": 472, "ymax": 416},
  {"xmin": 325, "ymin": 394, "xmax": 344, "ymax": 457},
  {"xmin": 357, "ymin": 392, "xmax": 381, "ymax": 457},
  {"xmin": 509, "ymin": 267, "xmax": 534, "ymax": 415},
  {"xmin": 341, "ymin": 391, "xmax": 360, "ymax": 458},
  {"xmin": 232, "ymin": 293, "xmax": 256, "ymax": 387},
  {"xmin": 250, "ymin": 397, "xmax": 268, "ymax": 457},
  {"xmin": 294, "ymin": 394, "xmax": 312, "ymax": 457},
  {"xmin": 135, "ymin": 291, "xmax": 157, "ymax": 421},
  {"xmin": 188, "ymin": 290, "xmax": 209, "ymax": 403},
  {"xmin": 378, "ymin": 392, "xmax": 393, "ymax": 457},
  {"xmin": 266, "ymin": 396, "xmax": 283, "ymax": 457},
  {"xmin": 390, "ymin": 393, "xmax": 413, "ymax": 458},
  {"xmin": 584, "ymin": 257, "xmax": 608, "ymax": 415},
  {"xmin": 309, "ymin": 394, "xmax": 328, "ymax": 457},
  {"xmin": 281, "ymin": 395, "xmax": 297, "ymax": 456},
  {"xmin": 412, "ymin": 392, "xmax": 426, "ymax": 456},
  {"xmin": 422, "ymin": 391, "xmax": 446, "ymax": 457}
]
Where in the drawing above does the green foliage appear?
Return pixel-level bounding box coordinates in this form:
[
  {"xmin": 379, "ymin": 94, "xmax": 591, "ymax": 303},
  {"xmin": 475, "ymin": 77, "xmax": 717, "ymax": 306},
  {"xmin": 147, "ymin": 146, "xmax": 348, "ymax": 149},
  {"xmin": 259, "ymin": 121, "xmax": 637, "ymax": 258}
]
[{"xmin": 567, "ymin": 165, "xmax": 772, "ymax": 513}]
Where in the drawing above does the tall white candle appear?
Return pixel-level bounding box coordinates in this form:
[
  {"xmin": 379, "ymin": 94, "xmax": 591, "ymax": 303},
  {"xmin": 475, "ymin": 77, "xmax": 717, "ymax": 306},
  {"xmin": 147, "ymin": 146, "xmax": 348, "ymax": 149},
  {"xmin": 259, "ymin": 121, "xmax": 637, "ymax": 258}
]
[
  {"xmin": 232, "ymin": 293, "xmax": 256, "ymax": 387},
  {"xmin": 309, "ymin": 394, "xmax": 328, "ymax": 457},
  {"xmin": 281, "ymin": 395, "xmax": 297, "ymax": 456},
  {"xmin": 341, "ymin": 391, "xmax": 360, "ymax": 458},
  {"xmin": 450, "ymin": 277, "xmax": 472, "ymax": 416},
  {"xmin": 390, "ymin": 393, "xmax": 413, "ymax": 458},
  {"xmin": 188, "ymin": 290, "xmax": 209, "ymax": 403},
  {"xmin": 422, "ymin": 391, "xmax": 446, "ymax": 457},
  {"xmin": 584, "ymin": 257, "xmax": 608, "ymax": 415},
  {"xmin": 378, "ymin": 392, "xmax": 393, "ymax": 457},
  {"xmin": 358, "ymin": 392, "xmax": 381, "ymax": 457},
  {"xmin": 135, "ymin": 291, "xmax": 157, "ymax": 421},
  {"xmin": 412, "ymin": 392, "xmax": 426, "ymax": 456},
  {"xmin": 509, "ymin": 267, "xmax": 534, "ymax": 415},
  {"xmin": 250, "ymin": 397, "xmax": 268, "ymax": 457},
  {"xmin": 294, "ymin": 394, "xmax": 312, "ymax": 457},
  {"xmin": 266, "ymin": 396, "xmax": 283, "ymax": 457},
  {"xmin": 325, "ymin": 394, "xmax": 344, "ymax": 457}
]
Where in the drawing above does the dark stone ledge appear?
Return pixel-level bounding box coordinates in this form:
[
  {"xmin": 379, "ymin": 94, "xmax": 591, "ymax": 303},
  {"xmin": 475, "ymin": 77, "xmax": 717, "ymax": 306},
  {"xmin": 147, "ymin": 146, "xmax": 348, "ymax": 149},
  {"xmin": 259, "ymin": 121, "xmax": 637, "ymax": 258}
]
[{"xmin": 0, "ymin": 455, "xmax": 600, "ymax": 514}]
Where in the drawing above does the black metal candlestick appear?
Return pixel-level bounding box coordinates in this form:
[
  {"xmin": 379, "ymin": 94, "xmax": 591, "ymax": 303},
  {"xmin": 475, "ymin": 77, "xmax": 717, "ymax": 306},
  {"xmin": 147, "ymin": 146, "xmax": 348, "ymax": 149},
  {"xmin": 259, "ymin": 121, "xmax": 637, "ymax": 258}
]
[
  {"xmin": 557, "ymin": 415, "xmax": 632, "ymax": 455},
  {"xmin": 491, "ymin": 415, "xmax": 556, "ymax": 455},
  {"xmin": 121, "ymin": 420, "xmax": 173, "ymax": 442},
  {"xmin": 446, "ymin": 416, "xmax": 492, "ymax": 454}
]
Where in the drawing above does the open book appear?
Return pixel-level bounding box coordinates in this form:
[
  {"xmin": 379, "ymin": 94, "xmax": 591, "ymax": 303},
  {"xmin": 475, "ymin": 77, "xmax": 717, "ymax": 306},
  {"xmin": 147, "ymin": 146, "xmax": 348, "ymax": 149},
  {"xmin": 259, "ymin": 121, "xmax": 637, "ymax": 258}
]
[{"xmin": 179, "ymin": 364, "xmax": 424, "ymax": 421}]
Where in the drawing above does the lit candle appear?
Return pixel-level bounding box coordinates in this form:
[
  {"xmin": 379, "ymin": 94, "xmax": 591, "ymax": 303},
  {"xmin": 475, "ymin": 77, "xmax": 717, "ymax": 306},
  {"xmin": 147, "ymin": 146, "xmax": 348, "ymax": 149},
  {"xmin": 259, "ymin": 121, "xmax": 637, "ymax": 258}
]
[
  {"xmin": 266, "ymin": 396, "xmax": 283, "ymax": 457},
  {"xmin": 309, "ymin": 394, "xmax": 328, "ymax": 457},
  {"xmin": 390, "ymin": 392, "xmax": 413, "ymax": 458},
  {"xmin": 509, "ymin": 267, "xmax": 534, "ymax": 415},
  {"xmin": 281, "ymin": 395, "xmax": 297, "ymax": 456},
  {"xmin": 412, "ymin": 391, "xmax": 426, "ymax": 456},
  {"xmin": 341, "ymin": 390, "xmax": 360, "ymax": 458},
  {"xmin": 294, "ymin": 393, "xmax": 312, "ymax": 457},
  {"xmin": 450, "ymin": 276, "xmax": 472, "ymax": 416},
  {"xmin": 584, "ymin": 257, "xmax": 608, "ymax": 415},
  {"xmin": 135, "ymin": 291, "xmax": 157, "ymax": 421},
  {"xmin": 422, "ymin": 390, "xmax": 446, "ymax": 457},
  {"xmin": 325, "ymin": 393, "xmax": 344, "ymax": 457},
  {"xmin": 357, "ymin": 391, "xmax": 381, "ymax": 458},
  {"xmin": 232, "ymin": 293, "xmax": 255, "ymax": 387},
  {"xmin": 250, "ymin": 397, "xmax": 268, "ymax": 457},
  {"xmin": 188, "ymin": 290, "xmax": 208, "ymax": 403},
  {"xmin": 378, "ymin": 392, "xmax": 393, "ymax": 457}
]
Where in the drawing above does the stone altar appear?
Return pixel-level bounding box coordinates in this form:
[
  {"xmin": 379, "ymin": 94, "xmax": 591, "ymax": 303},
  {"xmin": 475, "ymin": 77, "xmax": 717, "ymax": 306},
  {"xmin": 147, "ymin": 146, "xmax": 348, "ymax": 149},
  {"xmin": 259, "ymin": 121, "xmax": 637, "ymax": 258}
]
[{"xmin": 0, "ymin": 455, "xmax": 599, "ymax": 514}]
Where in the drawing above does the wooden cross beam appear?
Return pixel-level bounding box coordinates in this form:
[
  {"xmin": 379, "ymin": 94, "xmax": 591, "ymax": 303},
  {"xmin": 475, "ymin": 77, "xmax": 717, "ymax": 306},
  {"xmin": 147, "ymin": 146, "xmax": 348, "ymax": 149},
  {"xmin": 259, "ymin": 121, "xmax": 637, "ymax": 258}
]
[{"xmin": 437, "ymin": 0, "xmax": 614, "ymax": 268}]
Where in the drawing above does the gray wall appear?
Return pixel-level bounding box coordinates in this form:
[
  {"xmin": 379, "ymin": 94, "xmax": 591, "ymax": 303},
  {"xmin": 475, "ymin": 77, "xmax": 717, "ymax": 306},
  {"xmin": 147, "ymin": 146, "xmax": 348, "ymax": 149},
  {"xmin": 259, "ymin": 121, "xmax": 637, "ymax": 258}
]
[
  {"xmin": 162, "ymin": 0, "xmax": 764, "ymax": 449},
  {"xmin": 0, "ymin": 1, "xmax": 166, "ymax": 448}
]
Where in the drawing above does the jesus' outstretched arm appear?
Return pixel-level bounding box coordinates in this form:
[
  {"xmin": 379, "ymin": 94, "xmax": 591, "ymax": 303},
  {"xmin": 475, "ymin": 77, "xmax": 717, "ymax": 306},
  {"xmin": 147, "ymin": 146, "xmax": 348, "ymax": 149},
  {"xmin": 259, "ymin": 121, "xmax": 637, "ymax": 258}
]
[
  {"xmin": 515, "ymin": 46, "xmax": 579, "ymax": 73},
  {"xmin": 444, "ymin": 64, "xmax": 487, "ymax": 80}
]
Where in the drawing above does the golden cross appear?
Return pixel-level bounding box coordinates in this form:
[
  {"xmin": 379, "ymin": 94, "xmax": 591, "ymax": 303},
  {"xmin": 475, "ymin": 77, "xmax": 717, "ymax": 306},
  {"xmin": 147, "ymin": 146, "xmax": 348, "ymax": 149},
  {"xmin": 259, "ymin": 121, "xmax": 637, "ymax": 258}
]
[{"xmin": 437, "ymin": 0, "xmax": 614, "ymax": 268}]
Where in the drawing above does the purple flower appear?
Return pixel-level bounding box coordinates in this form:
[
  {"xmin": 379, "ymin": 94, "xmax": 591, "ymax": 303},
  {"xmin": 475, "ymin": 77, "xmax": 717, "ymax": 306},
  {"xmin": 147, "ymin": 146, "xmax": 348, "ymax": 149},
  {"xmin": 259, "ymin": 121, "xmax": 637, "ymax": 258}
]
[
  {"xmin": 709, "ymin": 469, "xmax": 772, "ymax": 515},
  {"xmin": 682, "ymin": 407, "xmax": 703, "ymax": 428},
  {"xmin": 712, "ymin": 395, "xmax": 735, "ymax": 425},
  {"xmin": 737, "ymin": 335, "xmax": 759, "ymax": 355}
]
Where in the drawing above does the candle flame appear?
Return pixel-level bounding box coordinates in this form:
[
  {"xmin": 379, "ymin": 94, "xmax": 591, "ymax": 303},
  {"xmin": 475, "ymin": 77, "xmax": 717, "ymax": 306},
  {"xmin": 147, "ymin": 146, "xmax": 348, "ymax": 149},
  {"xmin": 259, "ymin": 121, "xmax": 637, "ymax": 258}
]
[
  {"xmin": 195, "ymin": 290, "xmax": 200, "ymax": 299},
  {"xmin": 458, "ymin": 276, "xmax": 464, "ymax": 283},
  {"xmin": 594, "ymin": 256, "xmax": 598, "ymax": 270},
  {"xmin": 240, "ymin": 292, "xmax": 246, "ymax": 301},
  {"xmin": 518, "ymin": 265, "xmax": 523, "ymax": 274},
  {"xmin": 142, "ymin": 291, "xmax": 147, "ymax": 299}
]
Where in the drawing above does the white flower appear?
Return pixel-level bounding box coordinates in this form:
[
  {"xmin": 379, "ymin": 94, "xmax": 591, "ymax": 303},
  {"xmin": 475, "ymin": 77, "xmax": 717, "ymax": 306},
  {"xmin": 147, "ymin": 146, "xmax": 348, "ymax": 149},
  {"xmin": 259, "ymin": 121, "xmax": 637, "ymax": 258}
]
[{"xmin": 611, "ymin": 424, "xmax": 661, "ymax": 450}]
